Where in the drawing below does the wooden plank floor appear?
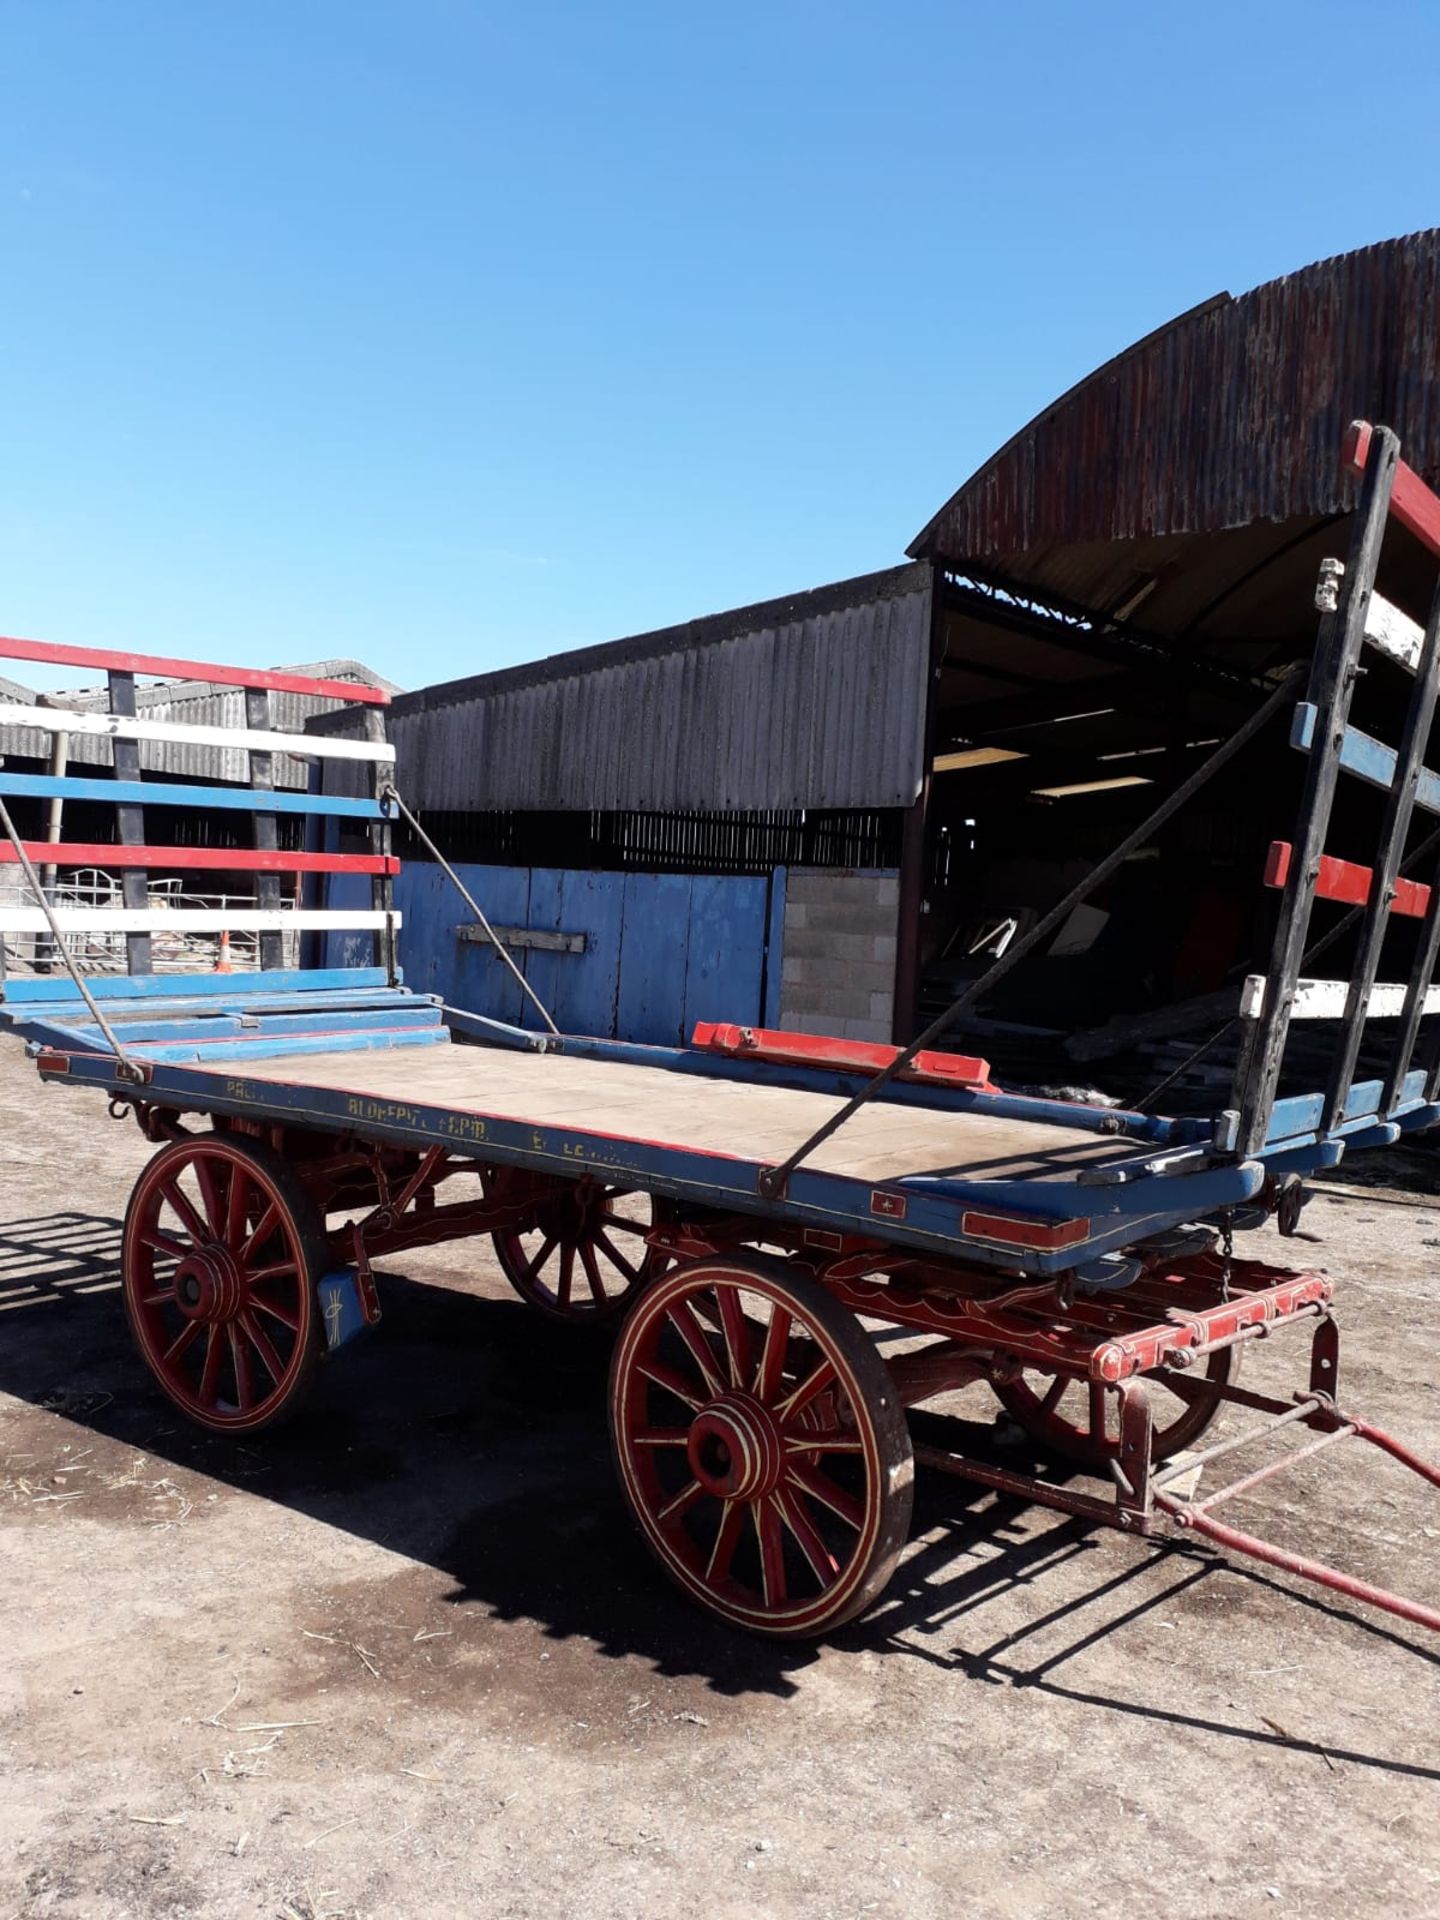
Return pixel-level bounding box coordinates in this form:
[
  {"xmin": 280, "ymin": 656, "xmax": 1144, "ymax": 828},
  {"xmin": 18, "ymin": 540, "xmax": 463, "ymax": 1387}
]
[{"xmin": 236, "ymin": 1043, "xmax": 1138, "ymax": 1185}]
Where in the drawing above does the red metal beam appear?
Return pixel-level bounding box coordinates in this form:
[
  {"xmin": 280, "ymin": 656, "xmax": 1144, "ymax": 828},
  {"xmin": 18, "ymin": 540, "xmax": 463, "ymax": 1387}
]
[
  {"xmin": 1264, "ymin": 839, "xmax": 1431, "ymax": 918},
  {"xmin": 0, "ymin": 634, "xmax": 390, "ymax": 705},
  {"xmin": 1344, "ymin": 419, "xmax": 1440, "ymax": 560},
  {"xmin": 0, "ymin": 842, "xmax": 397, "ymax": 875}
]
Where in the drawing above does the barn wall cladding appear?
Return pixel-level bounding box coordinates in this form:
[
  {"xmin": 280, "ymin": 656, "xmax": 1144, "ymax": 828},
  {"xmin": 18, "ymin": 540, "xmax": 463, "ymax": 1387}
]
[{"xmin": 381, "ymin": 563, "xmax": 934, "ymax": 815}]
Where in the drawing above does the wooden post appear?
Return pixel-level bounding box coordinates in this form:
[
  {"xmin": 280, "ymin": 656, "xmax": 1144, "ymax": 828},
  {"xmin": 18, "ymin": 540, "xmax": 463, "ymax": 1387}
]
[
  {"xmin": 106, "ymin": 671, "xmax": 152, "ymax": 974},
  {"xmin": 244, "ymin": 688, "xmax": 284, "ymax": 970},
  {"xmin": 893, "ymin": 566, "xmax": 944, "ymax": 1044}
]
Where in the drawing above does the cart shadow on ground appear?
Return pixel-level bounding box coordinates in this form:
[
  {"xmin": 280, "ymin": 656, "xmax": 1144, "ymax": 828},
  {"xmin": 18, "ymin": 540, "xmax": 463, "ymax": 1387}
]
[{"xmin": 1, "ymin": 1207, "xmax": 1437, "ymax": 1774}]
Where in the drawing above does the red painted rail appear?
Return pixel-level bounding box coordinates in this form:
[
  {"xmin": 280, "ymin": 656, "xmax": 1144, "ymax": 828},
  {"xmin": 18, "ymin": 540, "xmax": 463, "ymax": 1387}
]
[
  {"xmin": 0, "ymin": 634, "xmax": 389, "ymax": 705},
  {"xmin": 1264, "ymin": 839, "xmax": 1431, "ymax": 918},
  {"xmin": 0, "ymin": 842, "xmax": 397, "ymax": 876},
  {"xmin": 1344, "ymin": 419, "xmax": 1440, "ymax": 560},
  {"xmin": 691, "ymin": 1020, "xmax": 995, "ymax": 1089}
]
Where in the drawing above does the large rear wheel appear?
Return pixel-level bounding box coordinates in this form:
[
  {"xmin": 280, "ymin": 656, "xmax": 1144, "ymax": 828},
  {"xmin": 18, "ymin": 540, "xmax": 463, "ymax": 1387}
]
[
  {"xmin": 122, "ymin": 1131, "xmax": 328, "ymax": 1433},
  {"xmin": 610, "ymin": 1255, "xmax": 913, "ymax": 1637}
]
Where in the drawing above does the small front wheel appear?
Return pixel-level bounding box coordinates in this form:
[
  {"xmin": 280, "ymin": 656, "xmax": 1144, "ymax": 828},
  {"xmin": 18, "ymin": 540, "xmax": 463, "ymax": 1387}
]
[
  {"xmin": 122, "ymin": 1131, "xmax": 328, "ymax": 1433},
  {"xmin": 493, "ymin": 1181, "xmax": 668, "ymax": 1322},
  {"xmin": 609, "ymin": 1255, "xmax": 914, "ymax": 1637},
  {"xmin": 992, "ymin": 1343, "xmax": 1242, "ymax": 1468}
]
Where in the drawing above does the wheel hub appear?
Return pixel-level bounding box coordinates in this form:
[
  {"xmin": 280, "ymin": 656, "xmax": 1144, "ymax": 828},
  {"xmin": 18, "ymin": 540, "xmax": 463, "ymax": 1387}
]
[
  {"xmin": 173, "ymin": 1246, "xmax": 244, "ymax": 1323},
  {"xmin": 687, "ymin": 1394, "xmax": 785, "ymax": 1501}
]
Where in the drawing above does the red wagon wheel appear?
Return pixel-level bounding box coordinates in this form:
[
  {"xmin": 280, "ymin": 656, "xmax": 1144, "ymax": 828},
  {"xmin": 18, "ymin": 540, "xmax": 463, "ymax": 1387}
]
[
  {"xmin": 610, "ymin": 1255, "xmax": 913, "ymax": 1637},
  {"xmin": 493, "ymin": 1182, "xmax": 669, "ymax": 1322},
  {"xmin": 122, "ymin": 1132, "xmax": 328, "ymax": 1434},
  {"xmin": 992, "ymin": 1345, "xmax": 1241, "ymax": 1469}
]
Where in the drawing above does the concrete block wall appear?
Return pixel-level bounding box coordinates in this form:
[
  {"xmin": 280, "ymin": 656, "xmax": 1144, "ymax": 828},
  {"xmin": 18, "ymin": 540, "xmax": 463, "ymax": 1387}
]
[{"xmin": 777, "ymin": 868, "xmax": 901, "ymax": 1044}]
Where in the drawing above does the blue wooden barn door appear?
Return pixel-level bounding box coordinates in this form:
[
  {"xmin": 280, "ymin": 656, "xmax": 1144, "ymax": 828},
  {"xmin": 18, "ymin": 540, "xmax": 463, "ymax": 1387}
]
[{"xmin": 371, "ymin": 860, "xmax": 782, "ymax": 1044}]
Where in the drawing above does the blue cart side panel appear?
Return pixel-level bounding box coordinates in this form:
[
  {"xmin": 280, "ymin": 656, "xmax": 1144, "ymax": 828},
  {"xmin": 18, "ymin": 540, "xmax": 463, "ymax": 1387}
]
[{"xmin": 32, "ymin": 1045, "xmax": 1269, "ymax": 1277}]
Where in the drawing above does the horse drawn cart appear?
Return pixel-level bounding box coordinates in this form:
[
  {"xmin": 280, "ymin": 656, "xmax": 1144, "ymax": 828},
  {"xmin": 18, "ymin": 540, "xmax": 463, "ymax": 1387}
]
[{"xmin": 3, "ymin": 421, "xmax": 1440, "ymax": 1639}]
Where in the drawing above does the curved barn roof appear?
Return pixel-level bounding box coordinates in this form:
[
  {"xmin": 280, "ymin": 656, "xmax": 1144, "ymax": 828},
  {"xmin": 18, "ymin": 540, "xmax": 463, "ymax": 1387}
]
[{"xmin": 910, "ymin": 229, "xmax": 1440, "ymax": 662}]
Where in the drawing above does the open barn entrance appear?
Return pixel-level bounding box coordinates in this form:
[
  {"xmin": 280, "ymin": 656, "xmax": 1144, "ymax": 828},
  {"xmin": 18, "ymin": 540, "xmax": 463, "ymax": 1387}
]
[{"xmin": 907, "ymin": 550, "xmax": 1437, "ymax": 1110}]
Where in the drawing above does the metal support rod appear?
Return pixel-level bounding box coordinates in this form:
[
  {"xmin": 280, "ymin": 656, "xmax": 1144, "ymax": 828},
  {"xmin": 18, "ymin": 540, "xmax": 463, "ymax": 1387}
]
[
  {"xmin": 0, "ymin": 791, "xmax": 144, "ymax": 1080},
  {"xmin": 757, "ymin": 663, "xmax": 1306, "ymax": 1197},
  {"xmin": 1190, "ymin": 1423, "xmax": 1355, "ymax": 1514},
  {"xmin": 379, "ymin": 783, "xmax": 560, "ymax": 1036},
  {"xmin": 1151, "ymin": 1392, "xmax": 1331, "ymax": 1487}
]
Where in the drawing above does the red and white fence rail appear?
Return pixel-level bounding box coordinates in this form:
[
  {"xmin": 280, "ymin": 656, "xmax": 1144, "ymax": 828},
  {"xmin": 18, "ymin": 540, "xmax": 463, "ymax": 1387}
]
[{"xmin": 0, "ymin": 632, "xmax": 399, "ymax": 977}]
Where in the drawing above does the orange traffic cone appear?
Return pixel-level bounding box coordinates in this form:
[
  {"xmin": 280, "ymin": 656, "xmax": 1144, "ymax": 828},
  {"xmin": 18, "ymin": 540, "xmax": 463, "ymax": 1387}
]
[{"xmin": 214, "ymin": 930, "xmax": 233, "ymax": 974}]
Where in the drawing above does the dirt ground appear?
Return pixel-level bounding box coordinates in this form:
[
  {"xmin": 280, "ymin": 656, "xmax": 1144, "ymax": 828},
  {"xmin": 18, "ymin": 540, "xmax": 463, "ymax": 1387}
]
[{"xmin": 1, "ymin": 1041, "xmax": 1438, "ymax": 1920}]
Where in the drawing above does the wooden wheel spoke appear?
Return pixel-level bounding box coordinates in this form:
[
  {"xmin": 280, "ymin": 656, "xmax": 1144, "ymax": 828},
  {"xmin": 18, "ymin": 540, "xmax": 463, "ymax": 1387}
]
[
  {"xmin": 141, "ymin": 1284, "xmax": 177, "ymax": 1308},
  {"xmin": 754, "ymin": 1305, "xmax": 792, "ymax": 1401},
  {"xmin": 138, "ymin": 1225, "xmax": 187, "ymax": 1259},
  {"xmin": 163, "ymin": 1320, "xmax": 202, "ymax": 1366},
  {"xmin": 229, "ymin": 1325, "xmax": 254, "ymax": 1410},
  {"xmin": 556, "ymin": 1243, "xmax": 576, "ymax": 1309},
  {"xmin": 522, "ymin": 1234, "xmax": 558, "ymax": 1285},
  {"xmin": 637, "ymin": 1358, "xmax": 704, "ymax": 1411},
  {"xmin": 198, "ymin": 1325, "xmax": 223, "ymax": 1403},
  {"xmin": 716, "ymin": 1286, "xmax": 752, "ymax": 1391},
  {"xmin": 665, "ymin": 1299, "xmax": 726, "ymax": 1400},
  {"xmin": 247, "ymin": 1257, "xmax": 298, "ymax": 1285},
  {"xmin": 593, "ymin": 1228, "xmax": 639, "ymax": 1281},
  {"xmin": 656, "ymin": 1479, "xmax": 704, "ymax": 1524},
  {"xmin": 631, "ymin": 1427, "xmax": 691, "ymax": 1447},
  {"xmin": 224, "ymin": 1162, "xmax": 250, "ymax": 1248},
  {"xmin": 240, "ymin": 1309, "xmax": 288, "ymax": 1388},
  {"xmin": 159, "ymin": 1179, "xmax": 207, "ymax": 1245},
  {"xmin": 597, "ymin": 1210, "xmax": 649, "ymax": 1237},
  {"xmin": 753, "ymin": 1497, "xmax": 787, "ymax": 1607},
  {"xmin": 238, "ymin": 1200, "xmax": 282, "ymax": 1268},
  {"xmin": 579, "ymin": 1241, "xmax": 607, "ymax": 1304},
  {"xmin": 706, "ymin": 1499, "xmax": 744, "ymax": 1582},
  {"xmin": 788, "ymin": 1458, "xmax": 865, "ymax": 1531},
  {"xmin": 776, "ymin": 1484, "xmax": 840, "ymax": 1586},
  {"xmin": 194, "ymin": 1158, "xmax": 224, "ymax": 1237},
  {"xmin": 783, "ymin": 1429, "xmax": 863, "ymax": 1454},
  {"xmin": 776, "ymin": 1355, "xmax": 837, "ymax": 1425},
  {"xmin": 250, "ymin": 1292, "xmax": 301, "ymax": 1332}
]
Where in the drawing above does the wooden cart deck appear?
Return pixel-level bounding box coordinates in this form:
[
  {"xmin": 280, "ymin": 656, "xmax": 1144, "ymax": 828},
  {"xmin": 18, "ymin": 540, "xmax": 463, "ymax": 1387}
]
[{"xmin": 235, "ymin": 1043, "xmax": 1139, "ymax": 1186}]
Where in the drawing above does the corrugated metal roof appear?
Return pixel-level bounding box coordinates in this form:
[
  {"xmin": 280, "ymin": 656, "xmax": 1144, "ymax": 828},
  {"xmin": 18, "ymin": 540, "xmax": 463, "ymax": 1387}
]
[
  {"xmin": 909, "ymin": 229, "xmax": 1440, "ymax": 647},
  {"xmin": 370, "ymin": 564, "xmax": 934, "ymax": 813},
  {"xmin": 0, "ymin": 659, "xmax": 396, "ymax": 788}
]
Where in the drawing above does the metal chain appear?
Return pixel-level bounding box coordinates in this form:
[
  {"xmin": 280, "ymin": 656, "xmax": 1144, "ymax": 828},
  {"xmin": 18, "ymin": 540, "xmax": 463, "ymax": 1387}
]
[{"xmin": 1220, "ymin": 1210, "xmax": 1234, "ymax": 1303}]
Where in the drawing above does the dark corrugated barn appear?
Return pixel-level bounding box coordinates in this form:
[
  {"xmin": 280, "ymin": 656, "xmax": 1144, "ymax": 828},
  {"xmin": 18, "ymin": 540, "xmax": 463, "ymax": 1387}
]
[
  {"xmin": 358, "ymin": 228, "xmax": 1440, "ymax": 1087},
  {"xmin": 341, "ymin": 568, "xmax": 935, "ymax": 1046}
]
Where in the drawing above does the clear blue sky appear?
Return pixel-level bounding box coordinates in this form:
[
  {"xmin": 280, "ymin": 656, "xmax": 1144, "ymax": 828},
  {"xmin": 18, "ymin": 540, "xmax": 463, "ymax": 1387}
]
[{"xmin": 4, "ymin": 1, "xmax": 1439, "ymax": 694}]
